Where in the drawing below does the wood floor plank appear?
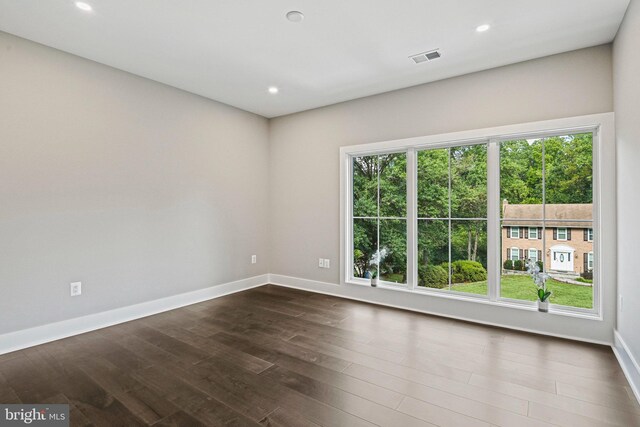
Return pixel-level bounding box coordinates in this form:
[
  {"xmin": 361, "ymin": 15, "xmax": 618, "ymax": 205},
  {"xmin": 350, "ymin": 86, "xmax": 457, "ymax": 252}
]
[
  {"xmin": 130, "ymin": 325, "xmax": 212, "ymax": 365},
  {"xmin": 170, "ymin": 359, "xmax": 280, "ymax": 423},
  {"xmin": 527, "ymin": 401, "xmax": 619, "ymax": 427},
  {"xmin": 207, "ymin": 330, "xmax": 404, "ymax": 408},
  {"xmin": 160, "ymin": 326, "xmax": 273, "ymax": 374},
  {"xmin": 343, "ymin": 363, "xmax": 529, "ymax": 416},
  {"xmin": 133, "ymin": 366, "xmax": 261, "ymax": 426},
  {"xmin": 179, "ymin": 357, "xmax": 377, "ymax": 427},
  {"xmin": 0, "ymin": 371, "xmax": 22, "ymax": 404},
  {"xmin": 212, "ymin": 330, "xmax": 352, "ymax": 373},
  {"xmin": 469, "ymin": 373, "xmax": 640, "ymax": 425},
  {"xmin": 289, "ymin": 334, "xmax": 473, "ymax": 383},
  {"xmin": 75, "ymin": 357, "xmax": 178, "ymax": 424},
  {"xmin": 261, "ymin": 365, "xmax": 437, "ymax": 427},
  {"xmin": 40, "ymin": 393, "xmax": 93, "ymax": 427},
  {"xmin": 258, "ymin": 407, "xmax": 321, "ymax": 427},
  {"xmin": 398, "ymin": 395, "xmax": 550, "ymax": 427},
  {"xmin": 556, "ymin": 380, "xmax": 640, "ymax": 409},
  {"xmin": 152, "ymin": 410, "xmax": 209, "ymax": 427},
  {"xmin": 0, "ymin": 353, "xmax": 62, "ymax": 402}
]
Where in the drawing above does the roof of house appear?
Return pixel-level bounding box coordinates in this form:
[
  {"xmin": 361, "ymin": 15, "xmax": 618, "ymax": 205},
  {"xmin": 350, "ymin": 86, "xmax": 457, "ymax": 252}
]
[{"xmin": 502, "ymin": 203, "xmax": 592, "ymax": 228}]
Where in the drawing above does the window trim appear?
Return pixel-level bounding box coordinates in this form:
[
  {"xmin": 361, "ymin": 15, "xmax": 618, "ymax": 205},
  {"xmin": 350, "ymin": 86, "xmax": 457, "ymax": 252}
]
[
  {"xmin": 340, "ymin": 113, "xmax": 611, "ymax": 320},
  {"xmin": 510, "ymin": 247, "xmax": 520, "ymax": 261},
  {"xmin": 528, "ymin": 248, "xmax": 538, "ymax": 262},
  {"xmin": 588, "ymin": 228, "xmax": 594, "ymax": 242},
  {"xmin": 528, "ymin": 227, "xmax": 538, "ymax": 240},
  {"xmin": 510, "ymin": 226, "xmax": 520, "ymax": 239},
  {"xmin": 557, "ymin": 227, "xmax": 568, "ymax": 241}
]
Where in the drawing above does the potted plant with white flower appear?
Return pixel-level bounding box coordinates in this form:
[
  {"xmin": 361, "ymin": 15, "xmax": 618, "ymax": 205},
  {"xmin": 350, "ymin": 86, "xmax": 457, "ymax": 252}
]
[
  {"xmin": 527, "ymin": 259, "xmax": 551, "ymax": 312},
  {"xmin": 368, "ymin": 248, "xmax": 388, "ymax": 287}
]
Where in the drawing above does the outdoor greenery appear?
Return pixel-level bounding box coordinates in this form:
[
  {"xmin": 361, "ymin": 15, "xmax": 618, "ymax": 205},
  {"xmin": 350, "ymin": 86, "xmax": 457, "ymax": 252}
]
[{"xmin": 352, "ymin": 133, "xmax": 594, "ymax": 308}]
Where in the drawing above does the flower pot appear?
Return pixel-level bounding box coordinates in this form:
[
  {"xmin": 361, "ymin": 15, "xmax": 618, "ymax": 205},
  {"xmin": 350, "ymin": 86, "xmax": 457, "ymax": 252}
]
[
  {"xmin": 537, "ymin": 300, "xmax": 549, "ymax": 312},
  {"xmin": 371, "ymin": 277, "xmax": 378, "ymax": 287}
]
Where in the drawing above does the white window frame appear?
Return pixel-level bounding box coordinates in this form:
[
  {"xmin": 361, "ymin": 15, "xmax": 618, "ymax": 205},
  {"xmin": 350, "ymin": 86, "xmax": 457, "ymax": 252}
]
[
  {"xmin": 588, "ymin": 251, "xmax": 594, "ymax": 271},
  {"xmin": 340, "ymin": 113, "xmax": 612, "ymax": 320},
  {"xmin": 510, "ymin": 247, "xmax": 520, "ymax": 261},
  {"xmin": 528, "ymin": 227, "xmax": 538, "ymax": 240},
  {"xmin": 588, "ymin": 228, "xmax": 594, "ymax": 242},
  {"xmin": 528, "ymin": 248, "xmax": 538, "ymax": 262},
  {"xmin": 557, "ymin": 227, "xmax": 568, "ymax": 241},
  {"xmin": 350, "ymin": 153, "xmax": 409, "ymax": 288},
  {"xmin": 510, "ymin": 227, "xmax": 520, "ymax": 239}
]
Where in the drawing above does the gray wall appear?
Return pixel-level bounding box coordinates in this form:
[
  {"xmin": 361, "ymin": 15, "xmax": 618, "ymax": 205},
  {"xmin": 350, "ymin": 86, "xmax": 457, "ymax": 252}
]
[
  {"xmin": 0, "ymin": 32, "xmax": 270, "ymax": 334},
  {"xmin": 269, "ymin": 45, "xmax": 615, "ymax": 343},
  {"xmin": 614, "ymin": 0, "xmax": 640, "ymax": 359}
]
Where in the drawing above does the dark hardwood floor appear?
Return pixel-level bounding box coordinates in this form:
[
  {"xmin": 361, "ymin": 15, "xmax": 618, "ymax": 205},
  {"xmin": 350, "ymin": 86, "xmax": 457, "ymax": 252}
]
[{"xmin": 0, "ymin": 285, "xmax": 638, "ymax": 426}]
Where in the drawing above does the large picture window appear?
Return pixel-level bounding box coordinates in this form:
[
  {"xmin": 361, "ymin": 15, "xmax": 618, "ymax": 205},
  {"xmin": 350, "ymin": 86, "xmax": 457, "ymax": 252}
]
[{"xmin": 342, "ymin": 114, "xmax": 608, "ymax": 317}]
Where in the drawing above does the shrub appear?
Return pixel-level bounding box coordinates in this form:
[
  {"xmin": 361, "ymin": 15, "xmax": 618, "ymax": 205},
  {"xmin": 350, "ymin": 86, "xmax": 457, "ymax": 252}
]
[
  {"xmin": 581, "ymin": 270, "xmax": 593, "ymax": 280},
  {"xmin": 503, "ymin": 260, "xmax": 514, "ymax": 270},
  {"xmin": 536, "ymin": 261, "xmax": 544, "ymax": 271},
  {"xmin": 451, "ymin": 260, "xmax": 487, "ymax": 283},
  {"xmin": 419, "ymin": 264, "xmax": 448, "ymax": 289},
  {"xmin": 440, "ymin": 260, "xmax": 487, "ymax": 283},
  {"xmin": 513, "ymin": 260, "xmax": 524, "ymax": 271}
]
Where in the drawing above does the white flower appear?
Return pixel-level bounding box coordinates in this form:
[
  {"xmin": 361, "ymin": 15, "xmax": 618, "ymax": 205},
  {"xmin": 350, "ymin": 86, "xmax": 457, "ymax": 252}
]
[
  {"xmin": 527, "ymin": 259, "xmax": 547, "ymax": 288},
  {"xmin": 369, "ymin": 248, "xmax": 389, "ymax": 266}
]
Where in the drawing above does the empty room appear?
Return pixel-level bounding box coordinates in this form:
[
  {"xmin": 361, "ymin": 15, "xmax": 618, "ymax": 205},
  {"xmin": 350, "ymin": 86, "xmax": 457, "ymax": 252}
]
[{"xmin": 1, "ymin": 0, "xmax": 639, "ymax": 426}]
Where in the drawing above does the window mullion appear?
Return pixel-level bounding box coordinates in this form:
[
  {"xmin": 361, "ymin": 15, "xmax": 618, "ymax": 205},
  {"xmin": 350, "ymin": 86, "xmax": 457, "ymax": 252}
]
[
  {"xmin": 487, "ymin": 140, "xmax": 499, "ymax": 301},
  {"xmin": 407, "ymin": 148, "xmax": 417, "ymax": 290},
  {"xmin": 376, "ymin": 155, "xmax": 381, "ymax": 279}
]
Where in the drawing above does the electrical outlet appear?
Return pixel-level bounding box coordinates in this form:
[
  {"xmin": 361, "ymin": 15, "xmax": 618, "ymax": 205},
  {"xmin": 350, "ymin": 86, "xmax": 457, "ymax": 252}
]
[
  {"xmin": 70, "ymin": 282, "xmax": 82, "ymax": 297},
  {"xmin": 319, "ymin": 258, "xmax": 324, "ymax": 268},
  {"xmin": 324, "ymin": 259, "xmax": 330, "ymax": 269},
  {"xmin": 251, "ymin": 255, "xmax": 257, "ymax": 264}
]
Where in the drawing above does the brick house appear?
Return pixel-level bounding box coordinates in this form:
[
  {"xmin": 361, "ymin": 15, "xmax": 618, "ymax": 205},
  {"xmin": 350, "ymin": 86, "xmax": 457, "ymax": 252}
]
[{"xmin": 502, "ymin": 201, "xmax": 594, "ymax": 275}]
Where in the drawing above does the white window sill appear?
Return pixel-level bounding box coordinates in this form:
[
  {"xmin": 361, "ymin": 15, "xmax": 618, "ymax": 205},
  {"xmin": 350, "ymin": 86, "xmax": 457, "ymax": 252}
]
[{"xmin": 345, "ymin": 280, "xmax": 602, "ymax": 321}]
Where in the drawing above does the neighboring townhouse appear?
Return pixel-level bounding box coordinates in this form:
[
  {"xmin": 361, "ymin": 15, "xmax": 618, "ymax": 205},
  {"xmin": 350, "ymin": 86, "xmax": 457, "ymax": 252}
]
[{"xmin": 502, "ymin": 201, "xmax": 594, "ymax": 275}]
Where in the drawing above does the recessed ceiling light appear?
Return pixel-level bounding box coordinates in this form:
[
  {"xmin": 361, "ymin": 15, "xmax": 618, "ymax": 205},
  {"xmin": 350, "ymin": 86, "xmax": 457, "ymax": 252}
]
[
  {"xmin": 75, "ymin": 1, "xmax": 93, "ymax": 11},
  {"xmin": 476, "ymin": 24, "xmax": 490, "ymax": 32},
  {"xmin": 268, "ymin": 86, "xmax": 279, "ymax": 94},
  {"xmin": 286, "ymin": 11, "xmax": 304, "ymax": 23}
]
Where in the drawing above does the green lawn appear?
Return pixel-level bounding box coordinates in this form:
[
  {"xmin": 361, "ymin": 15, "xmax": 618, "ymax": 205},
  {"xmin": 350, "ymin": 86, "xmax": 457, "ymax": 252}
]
[{"xmin": 450, "ymin": 275, "xmax": 593, "ymax": 309}]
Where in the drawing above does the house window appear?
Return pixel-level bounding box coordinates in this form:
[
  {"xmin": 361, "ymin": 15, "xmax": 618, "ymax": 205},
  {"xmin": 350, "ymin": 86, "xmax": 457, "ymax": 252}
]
[
  {"xmin": 343, "ymin": 118, "xmax": 602, "ymax": 317},
  {"xmin": 510, "ymin": 227, "xmax": 520, "ymax": 239},
  {"xmin": 557, "ymin": 228, "xmax": 568, "ymax": 240},
  {"xmin": 588, "ymin": 252, "xmax": 594, "ymax": 270},
  {"xmin": 588, "ymin": 228, "xmax": 594, "ymax": 242}
]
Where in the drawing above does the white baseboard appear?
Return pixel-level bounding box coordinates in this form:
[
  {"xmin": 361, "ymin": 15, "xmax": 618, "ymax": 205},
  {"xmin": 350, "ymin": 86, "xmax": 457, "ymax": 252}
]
[
  {"xmin": 268, "ymin": 273, "xmax": 612, "ymax": 346},
  {"xmin": 613, "ymin": 330, "xmax": 640, "ymax": 404},
  {"xmin": 0, "ymin": 274, "xmax": 269, "ymax": 356}
]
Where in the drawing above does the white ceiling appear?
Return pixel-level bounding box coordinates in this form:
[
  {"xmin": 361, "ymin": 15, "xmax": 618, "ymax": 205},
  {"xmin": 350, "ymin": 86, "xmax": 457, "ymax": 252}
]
[{"xmin": 0, "ymin": 0, "xmax": 630, "ymax": 118}]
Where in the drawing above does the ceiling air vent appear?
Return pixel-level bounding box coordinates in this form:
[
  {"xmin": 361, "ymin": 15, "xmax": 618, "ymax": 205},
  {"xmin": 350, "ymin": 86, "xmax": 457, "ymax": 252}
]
[{"xmin": 409, "ymin": 49, "xmax": 441, "ymax": 64}]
